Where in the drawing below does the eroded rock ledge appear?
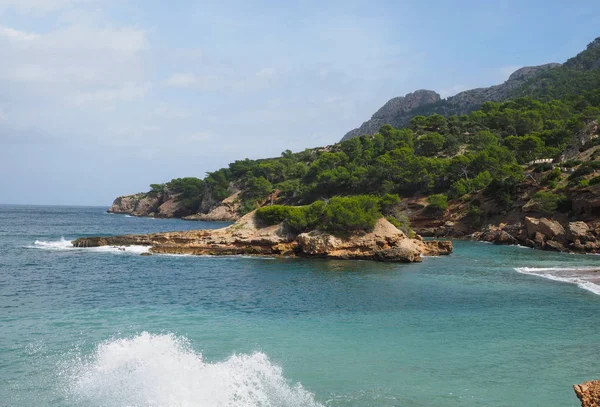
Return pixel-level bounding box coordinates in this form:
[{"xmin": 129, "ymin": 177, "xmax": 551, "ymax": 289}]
[
  {"xmin": 574, "ymin": 380, "xmax": 600, "ymax": 407},
  {"xmin": 73, "ymin": 212, "xmax": 452, "ymax": 262}
]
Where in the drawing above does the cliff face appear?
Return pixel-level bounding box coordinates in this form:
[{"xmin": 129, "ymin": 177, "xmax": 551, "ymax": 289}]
[
  {"xmin": 108, "ymin": 189, "xmax": 240, "ymax": 221},
  {"xmin": 73, "ymin": 214, "xmax": 453, "ymax": 262},
  {"xmin": 341, "ymin": 63, "xmax": 560, "ymax": 141},
  {"xmin": 107, "ymin": 190, "xmax": 189, "ymax": 218}
]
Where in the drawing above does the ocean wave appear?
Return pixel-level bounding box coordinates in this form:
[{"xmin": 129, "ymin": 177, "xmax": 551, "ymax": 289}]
[
  {"xmin": 514, "ymin": 266, "xmax": 600, "ymax": 295},
  {"xmin": 29, "ymin": 238, "xmax": 150, "ymax": 255},
  {"xmin": 65, "ymin": 332, "xmax": 321, "ymax": 407}
]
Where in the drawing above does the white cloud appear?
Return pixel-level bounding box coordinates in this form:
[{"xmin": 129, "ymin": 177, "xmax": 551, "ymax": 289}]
[
  {"xmin": 152, "ymin": 105, "xmax": 190, "ymax": 119},
  {"xmin": 256, "ymin": 67, "xmax": 276, "ymax": 78},
  {"xmin": 325, "ymin": 96, "xmax": 343, "ymax": 104},
  {"xmin": 0, "ymin": 26, "xmax": 39, "ymax": 41},
  {"xmin": 0, "ymin": 0, "xmax": 95, "ymax": 13},
  {"xmin": 165, "ymin": 73, "xmax": 223, "ymax": 91},
  {"xmin": 71, "ymin": 82, "xmax": 150, "ymax": 106},
  {"xmin": 166, "ymin": 73, "xmax": 199, "ymax": 88},
  {"xmin": 0, "ymin": 24, "xmax": 147, "ymax": 86},
  {"xmin": 184, "ymin": 132, "xmax": 212, "ymax": 142}
]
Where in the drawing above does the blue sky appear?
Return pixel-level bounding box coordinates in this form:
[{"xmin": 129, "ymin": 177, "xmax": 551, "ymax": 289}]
[{"xmin": 0, "ymin": 0, "xmax": 599, "ymax": 205}]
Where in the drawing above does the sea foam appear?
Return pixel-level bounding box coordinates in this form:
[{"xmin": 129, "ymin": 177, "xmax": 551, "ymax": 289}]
[
  {"xmin": 66, "ymin": 332, "xmax": 321, "ymax": 407},
  {"xmin": 514, "ymin": 266, "xmax": 600, "ymax": 295},
  {"xmin": 31, "ymin": 238, "xmax": 150, "ymax": 255}
]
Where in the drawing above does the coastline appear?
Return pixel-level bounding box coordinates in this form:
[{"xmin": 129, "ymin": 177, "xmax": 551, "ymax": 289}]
[{"xmin": 74, "ymin": 212, "xmax": 453, "ymax": 262}]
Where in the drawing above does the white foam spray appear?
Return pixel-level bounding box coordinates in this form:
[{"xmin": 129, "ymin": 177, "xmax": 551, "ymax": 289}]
[
  {"xmin": 515, "ymin": 266, "xmax": 600, "ymax": 295},
  {"xmin": 66, "ymin": 332, "xmax": 322, "ymax": 407},
  {"xmin": 30, "ymin": 238, "xmax": 150, "ymax": 255}
]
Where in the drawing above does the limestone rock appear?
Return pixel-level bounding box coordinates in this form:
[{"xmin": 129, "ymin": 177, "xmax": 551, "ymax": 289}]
[
  {"xmin": 544, "ymin": 240, "xmax": 567, "ymax": 252},
  {"xmin": 568, "ymin": 221, "xmax": 590, "ymax": 241},
  {"xmin": 73, "ymin": 214, "xmax": 452, "ymax": 263},
  {"xmin": 525, "ymin": 217, "xmax": 565, "ymax": 239},
  {"xmin": 574, "ymin": 380, "xmax": 600, "ymax": 407},
  {"xmin": 537, "ymin": 218, "xmax": 565, "ymax": 239},
  {"xmin": 525, "ymin": 217, "xmax": 540, "ymax": 238}
]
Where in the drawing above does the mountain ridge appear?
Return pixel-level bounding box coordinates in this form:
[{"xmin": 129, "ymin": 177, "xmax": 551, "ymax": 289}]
[{"xmin": 341, "ymin": 63, "xmax": 561, "ymax": 141}]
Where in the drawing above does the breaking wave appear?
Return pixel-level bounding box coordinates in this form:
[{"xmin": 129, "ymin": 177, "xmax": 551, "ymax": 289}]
[
  {"xmin": 29, "ymin": 238, "xmax": 150, "ymax": 255},
  {"xmin": 514, "ymin": 266, "xmax": 600, "ymax": 295},
  {"xmin": 65, "ymin": 332, "xmax": 322, "ymax": 407}
]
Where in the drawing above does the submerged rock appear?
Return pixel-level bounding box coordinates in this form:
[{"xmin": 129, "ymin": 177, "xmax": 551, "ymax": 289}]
[
  {"xmin": 73, "ymin": 212, "xmax": 452, "ymax": 263},
  {"xmin": 574, "ymin": 380, "xmax": 600, "ymax": 407}
]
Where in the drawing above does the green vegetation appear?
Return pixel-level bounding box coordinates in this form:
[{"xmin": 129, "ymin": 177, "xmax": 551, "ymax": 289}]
[
  {"xmin": 424, "ymin": 194, "xmax": 448, "ymax": 215},
  {"xmin": 139, "ymin": 39, "xmax": 600, "ymax": 223},
  {"xmin": 531, "ymin": 191, "xmax": 571, "ymax": 214},
  {"xmin": 256, "ymin": 195, "xmax": 387, "ymax": 234}
]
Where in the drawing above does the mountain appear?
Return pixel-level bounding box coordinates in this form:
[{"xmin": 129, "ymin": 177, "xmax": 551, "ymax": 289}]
[
  {"xmin": 341, "ymin": 63, "xmax": 561, "ymax": 141},
  {"xmin": 341, "ymin": 38, "xmax": 600, "ymax": 141}
]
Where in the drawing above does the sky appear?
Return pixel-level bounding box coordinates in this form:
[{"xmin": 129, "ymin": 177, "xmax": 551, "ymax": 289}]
[{"xmin": 0, "ymin": 0, "xmax": 599, "ymax": 205}]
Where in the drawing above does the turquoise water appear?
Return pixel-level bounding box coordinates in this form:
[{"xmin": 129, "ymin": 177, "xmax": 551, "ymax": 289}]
[{"xmin": 1, "ymin": 205, "xmax": 600, "ymax": 407}]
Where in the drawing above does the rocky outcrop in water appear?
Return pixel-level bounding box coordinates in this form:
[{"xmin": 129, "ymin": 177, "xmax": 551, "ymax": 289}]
[
  {"xmin": 341, "ymin": 63, "xmax": 560, "ymax": 141},
  {"xmin": 73, "ymin": 213, "xmax": 452, "ymax": 262},
  {"xmin": 574, "ymin": 380, "xmax": 600, "ymax": 407},
  {"xmin": 470, "ymin": 217, "xmax": 600, "ymax": 254}
]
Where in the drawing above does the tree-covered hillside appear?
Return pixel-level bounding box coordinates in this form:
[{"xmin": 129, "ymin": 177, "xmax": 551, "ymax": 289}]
[
  {"xmin": 115, "ymin": 37, "xmax": 600, "ymax": 229},
  {"xmin": 154, "ymin": 88, "xmax": 600, "ymax": 219}
]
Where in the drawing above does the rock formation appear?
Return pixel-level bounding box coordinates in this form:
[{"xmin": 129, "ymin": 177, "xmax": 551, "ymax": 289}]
[
  {"xmin": 469, "ymin": 216, "xmax": 600, "ymax": 254},
  {"xmin": 342, "ymin": 90, "xmax": 441, "ymax": 141},
  {"xmin": 182, "ymin": 191, "xmax": 241, "ymax": 222},
  {"xmin": 341, "ymin": 63, "xmax": 560, "ymax": 141},
  {"xmin": 73, "ymin": 212, "xmax": 452, "ymax": 262},
  {"xmin": 108, "ymin": 189, "xmax": 242, "ymax": 221},
  {"xmin": 574, "ymin": 380, "xmax": 600, "ymax": 407}
]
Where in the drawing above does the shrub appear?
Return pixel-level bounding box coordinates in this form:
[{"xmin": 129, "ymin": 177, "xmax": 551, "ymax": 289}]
[
  {"xmin": 255, "ymin": 205, "xmax": 292, "ymax": 225},
  {"xmin": 387, "ymin": 213, "xmax": 414, "ymax": 237},
  {"xmin": 531, "ymin": 191, "xmax": 570, "ymax": 214},
  {"xmin": 563, "ymin": 159, "xmax": 583, "ymax": 168},
  {"xmin": 544, "ymin": 168, "xmax": 562, "ymax": 184},
  {"xmin": 323, "ymin": 195, "xmax": 382, "ymax": 233},
  {"xmin": 379, "ymin": 193, "xmax": 401, "ymax": 214},
  {"xmin": 589, "ymin": 176, "xmax": 600, "ymax": 185},
  {"xmin": 255, "ymin": 201, "xmax": 326, "ymax": 232},
  {"xmin": 464, "ymin": 206, "xmax": 484, "ymax": 226},
  {"xmin": 424, "ymin": 194, "xmax": 448, "ymax": 215},
  {"xmin": 533, "ymin": 162, "xmax": 553, "ymax": 173}
]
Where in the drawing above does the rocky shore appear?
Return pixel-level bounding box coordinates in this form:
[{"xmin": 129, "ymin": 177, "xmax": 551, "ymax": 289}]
[
  {"xmin": 469, "ymin": 216, "xmax": 600, "ymax": 254},
  {"xmin": 73, "ymin": 211, "xmax": 452, "ymax": 262},
  {"xmin": 574, "ymin": 380, "xmax": 600, "ymax": 407}
]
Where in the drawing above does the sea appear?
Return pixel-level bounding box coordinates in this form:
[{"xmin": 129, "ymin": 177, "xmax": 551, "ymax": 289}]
[{"xmin": 1, "ymin": 205, "xmax": 600, "ymax": 407}]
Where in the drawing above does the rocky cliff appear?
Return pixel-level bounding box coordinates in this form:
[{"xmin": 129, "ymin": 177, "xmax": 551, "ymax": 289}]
[
  {"xmin": 73, "ymin": 213, "xmax": 453, "ymax": 262},
  {"xmin": 108, "ymin": 189, "xmax": 240, "ymax": 221},
  {"xmin": 107, "ymin": 190, "xmax": 191, "ymax": 218},
  {"xmin": 341, "ymin": 63, "xmax": 560, "ymax": 141}
]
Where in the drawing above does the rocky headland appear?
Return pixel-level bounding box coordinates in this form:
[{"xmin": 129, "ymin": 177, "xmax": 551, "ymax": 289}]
[{"xmin": 73, "ymin": 212, "xmax": 452, "ymax": 262}]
